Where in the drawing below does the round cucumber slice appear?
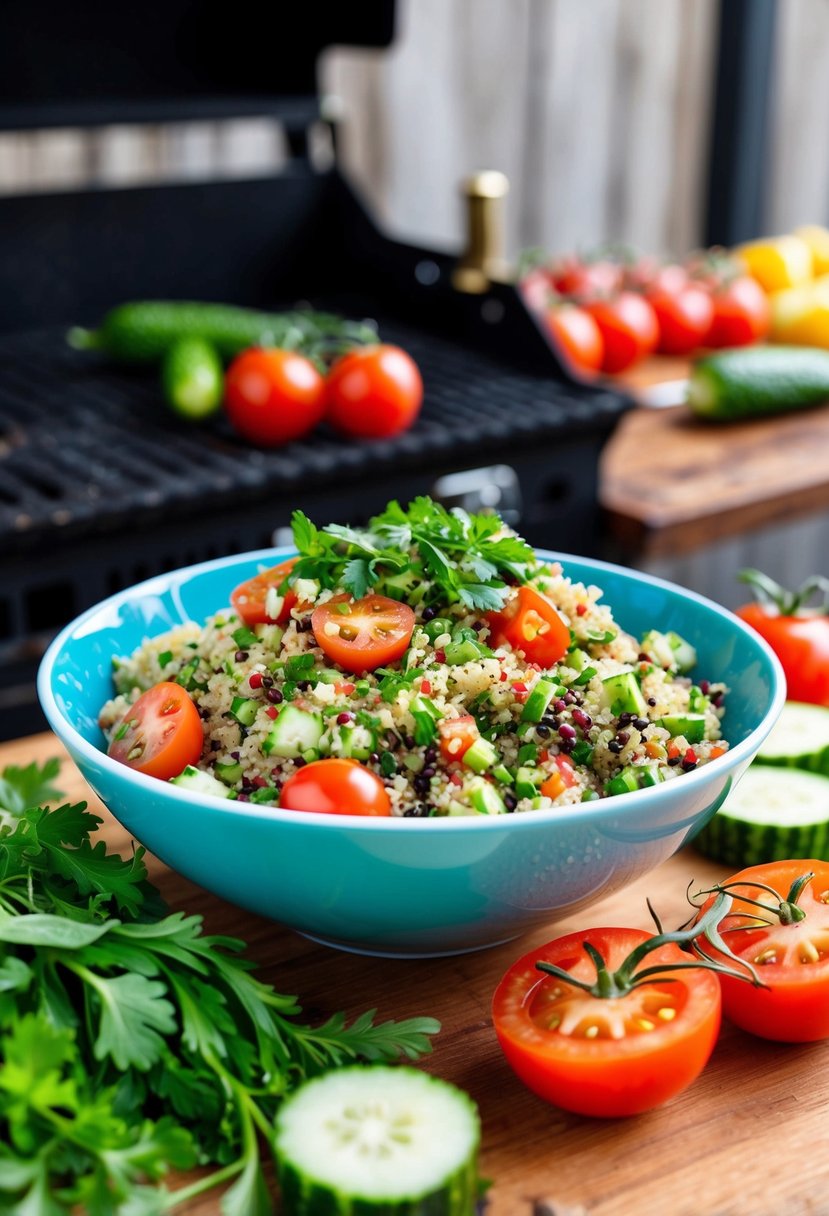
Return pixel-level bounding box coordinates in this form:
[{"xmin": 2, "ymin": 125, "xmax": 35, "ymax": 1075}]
[
  {"xmin": 274, "ymin": 1066, "xmax": 480, "ymax": 1216},
  {"xmin": 755, "ymin": 701, "xmax": 829, "ymax": 777},
  {"xmin": 694, "ymin": 765, "xmax": 829, "ymax": 868}
]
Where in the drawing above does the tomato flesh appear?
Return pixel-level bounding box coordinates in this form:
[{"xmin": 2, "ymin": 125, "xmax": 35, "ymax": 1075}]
[
  {"xmin": 487, "ymin": 585, "xmax": 570, "ymax": 668},
  {"xmin": 700, "ymin": 860, "xmax": 829, "ymax": 1042},
  {"xmin": 107, "ymin": 682, "xmax": 203, "ymax": 780},
  {"xmin": 231, "ymin": 557, "xmax": 299, "ymax": 627},
  {"xmin": 493, "ymin": 927, "xmax": 721, "ymax": 1117},
  {"xmin": 312, "ymin": 594, "xmax": 415, "ymax": 673},
  {"xmin": 735, "ymin": 603, "xmax": 829, "ymax": 706},
  {"xmin": 438, "ymin": 715, "xmax": 480, "ymax": 763},
  {"xmin": 279, "ymin": 758, "xmax": 391, "ymax": 816}
]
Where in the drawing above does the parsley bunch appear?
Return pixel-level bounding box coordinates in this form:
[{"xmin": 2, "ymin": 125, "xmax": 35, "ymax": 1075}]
[
  {"xmin": 289, "ymin": 497, "xmax": 536, "ymax": 611},
  {"xmin": 0, "ymin": 763, "xmax": 439, "ymax": 1214}
]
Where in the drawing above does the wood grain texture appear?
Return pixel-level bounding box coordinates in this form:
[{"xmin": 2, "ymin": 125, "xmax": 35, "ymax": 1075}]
[{"xmin": 7, "ymin": 732, "xmax": 829, "ymax": 1216}]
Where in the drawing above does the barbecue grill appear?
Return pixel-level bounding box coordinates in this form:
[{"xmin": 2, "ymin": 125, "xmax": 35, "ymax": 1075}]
[{"xmin": 0, "ymin": 0, "xmax": 630, "ymax": 739}]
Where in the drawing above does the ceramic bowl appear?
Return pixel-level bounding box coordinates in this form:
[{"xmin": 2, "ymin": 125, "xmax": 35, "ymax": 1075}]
[{"xmin": 38, "ymin": 548, "xmax": 785, "ymax": 957}]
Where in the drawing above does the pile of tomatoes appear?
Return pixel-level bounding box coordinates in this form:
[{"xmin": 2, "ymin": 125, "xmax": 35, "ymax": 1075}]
[
  {"xmin": 224, "ymin": 342, "xmax": 423, "ymax": 447},
  {"xmin": 521, "ymin": 248, "xmax": 770, "ymax": 376}
]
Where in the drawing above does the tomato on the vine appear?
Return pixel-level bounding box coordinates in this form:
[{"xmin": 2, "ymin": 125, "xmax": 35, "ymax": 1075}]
[
  {"xmin": 584, "ymin": 292, "xmax": 659, "ymax": 373},
  {"xmin": 544, "ymin": 303, "xmax": 604, "ymax": 374},
  {"xmin": 231, "ymin": 557, "xmax": 299, "ymax": 627},
  {"xmin": 311, "ymin": 593, "xmax": 416, "ymax": 673},
  {"xmin": 492, "ymin": 925, "xmax": 722, "ymax": 1117},
  {"xmin": 549, "ymin": 255, "xmax": 623, "ymax": 301},
  {"xmin": 647, "ymin": 283, "xmax": 715, "ymax": 356},
  {"xmin": 695, "ymin": 860, "xmax": 829, "ymax": 1042},
  {"xmin": 486, "ymin": 585, "xmax": 570, "ymax": 668},
  {"xmin": 735, "ymin": 570, "xmax": 829, "ymax": 706},
  {"xmin": 705, "ymin": 275, "xmax": 770, "ymax": 348},
  {"xmin": 107, "ymin": 682, "xmax": 203, "ymax": 780},
  {"xmin": 325, "ymin": 345, "xmax": 423, "ymax": 439},
  {"xmin": 279, "ymin": 758, "xmax": 391, "ymax": 816},
  {"xmin": 224, "ymin": 348, "xmax": 326, "ymax": 447}
]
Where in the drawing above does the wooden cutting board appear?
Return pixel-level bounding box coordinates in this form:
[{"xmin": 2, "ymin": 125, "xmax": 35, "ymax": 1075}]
[
  {"xmin": 602, "ymin": 356, "xmax": 829, "ymax": 560},
  {"xmin": 6, "ymin": 732, "xmax": 828, "ymax": 1216}
]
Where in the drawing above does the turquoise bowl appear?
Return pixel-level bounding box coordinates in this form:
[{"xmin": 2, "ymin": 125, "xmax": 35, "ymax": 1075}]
[{"xmin": 38, "ymin": 549, "xmax": 785, "ymax": 957}]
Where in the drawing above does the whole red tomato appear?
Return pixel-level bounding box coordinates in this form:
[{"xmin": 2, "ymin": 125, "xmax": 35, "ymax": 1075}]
[
  {"xmin": 544, "ymin": 303, "xmax": 604, "ymax": 374},
  {"xmin": 224, "ymin": 348, "xmax": 326, "ymax": 447},
  {"xmin": 647, "ymin": 283, "xmax": 715, "ymax": 356},
  {"xmin": 584, "ymin": 292, "xmax": 659, "ymax": 373},
  {"xmin": 549, "ymin": 254, "xmax": 623, "ymax": 300},
  {"xmin": 326, "ymin": 345, "xmax": 423, "ymax": 439},
  {"xmin": 279, "ymin": 758, "xmax": 391, "ymax": 816},
  {"xmin": 705, "ymin": 274, "xmax": 770, "ymax": 348},
  {"xmin": 735, "ymin": 569, "xmax": 829, "ymax": 706}
]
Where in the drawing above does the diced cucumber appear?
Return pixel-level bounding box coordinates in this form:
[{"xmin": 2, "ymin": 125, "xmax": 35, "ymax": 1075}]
[
  {"xmin": 230, "ymin": 696, "xmax": 259, "ymax": 728},
  {"xmin": 657, "ymin": 713, "xmax": 707, "ymax": 744},
  {"xmin": 666, "ymin": 631, "xmax": 697, "ymax": 674},
  {"xmin": 492, "ymin": 764, "xmax": 514, "ymax": 786},
  {"xmin": 605, "ymin": 763, "xmax": 664, "ymax": 797},
  {"xmin": 601, "ymin": 671, "xmax": 647, "ymax": 717},
  {"xmin": 520, "ymin": 678, "xmax": 557, "ymax": 723},
  {"xmin": 755, "ymin": 702, "xmax": 829, "ymax": 778},
  {"xmin": 215, "ymin": 760, "xmax": 243, "ymax": 786},
  {"xmin": 444, "ymin": 639, "xmax": 484, "ymax": 665},
  {"xmin": 693, "ymin": 765, "xmax": 829, "ymax": 867},
  {"xmin": 275, "ymin": 1066, "xmax": 480, "ymax": 1216},
  {"xmin": 231, "ymin": 624, "xmax": 260, "ymax": 650},
  {"xmin": 262, "ymin": 705, "xmax": 323, "ymax": 758},
  {"xmin": 169, "ymin": 765, "xmax": 230, "ymax": 800},
  {"xmin": 326, "ymin": 723, "xmax": 377, "ymax": 761},
  {"xmin": 462, "ymin": 736, "xmax": 499, "ymax": 773},
  {"xmin": 688, "ymin": 685, "xmax": 710, "ymax": 714},
  {"xmin": 253, "ymin": 622, "xmax": 285, "ymax": 651},
  {"xmin": 312, "ymin": 668, "xmax": 344, "ymax": 685},
  {"xmin": 468, "ymin": 779, "xmax": 507, "ymax": 815},
  {"xmin": 515, "ymin": 766, "xmax": 545, "ymax": 799}
]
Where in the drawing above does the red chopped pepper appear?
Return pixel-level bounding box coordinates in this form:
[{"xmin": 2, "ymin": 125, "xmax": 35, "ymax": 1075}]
[
  {"xmin": 266, "ymin": 706, "xmax": 279, "ymax": 720},
  {"xmin": 248, "ymin": 672, "xmax": 263, "ymax": 689}
]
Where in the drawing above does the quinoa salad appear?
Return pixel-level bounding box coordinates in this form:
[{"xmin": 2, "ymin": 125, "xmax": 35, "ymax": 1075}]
[{"xmin": 99, "ymin": 498, "xmax": 729, "ymax": 817}]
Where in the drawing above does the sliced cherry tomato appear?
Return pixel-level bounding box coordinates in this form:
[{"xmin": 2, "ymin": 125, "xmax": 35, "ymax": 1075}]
[
  {"xmin": 438, "ymin": 715, "xmax": 480, "ymax": 763},
  {"xmin": 493, "ymin": 927, "xmax": 721, "ymax": 1117},
  {"xmin": 231, "ymin": 557, "xmax": 298, "ymax": 627},
  {"xmin": 705, "ymin": 274, "xmax": 770, "ymax": 348},
  {"xmin": 311, "ymin": 594, "xmax": 416, "ymax": 673},
  {"xmin": 279, "ymin": 758, "xmax": 391, "ymax": 816},
  {"xmin": 696, "ymin": 861, "xmax": 829, "ymax": 1042},
  {"xmin": 646, "ymin": 283, "xmax": 715, "ymax": 356},
  {"xmin": 224, "ymin": 348, "xmax": 326, "ymax": 447},
  {"xmin": 544, "ymin": 303, "xmax": 604, "ymax": 375},
  {"xmin": 584, "ymin": 292, "xmax": 659, "ymax": 373},
  {"xmin": 735, "ymin": 571, "xmax": 829, "ymax": 706},
  {"xmin": 486, "ymin": 586, "xmax": 570, "ymax": 668},
  {"xmin": 107, "ymin": 682, "xmax": 203, "ymax": 780},
  {"xmin": 325, "ymin": 345, "xmax": 423, "ymax": 439}
]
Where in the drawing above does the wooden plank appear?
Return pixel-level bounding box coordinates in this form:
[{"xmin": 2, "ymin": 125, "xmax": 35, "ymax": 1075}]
[{"xmin": 7, "ymin": 731, "xmax": 829, "ymax": 1215}]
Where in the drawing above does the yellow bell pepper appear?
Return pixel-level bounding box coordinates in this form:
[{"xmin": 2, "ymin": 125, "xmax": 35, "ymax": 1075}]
[
  {"xmin": 770, "ymin": 275, "xmax": 829, "ymax": 347},
  {"xmin": 736, "ymin": 234, "xmax": 813, "ymax": 293},
  {"xmin": 795, "ymin": 225, "xmax": 829, "ymax": 276}
]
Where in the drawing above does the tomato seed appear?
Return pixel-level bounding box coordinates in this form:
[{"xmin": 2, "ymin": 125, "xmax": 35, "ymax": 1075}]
[{"xmin": 657, "ymin": 1007, "xmax": 676, "ymax": 1022}]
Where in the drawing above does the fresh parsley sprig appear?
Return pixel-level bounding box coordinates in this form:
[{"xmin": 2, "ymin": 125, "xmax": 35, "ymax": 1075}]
[
  {"xmin": 287, "ymin": 497, "xmax": 536, "ymax": 611},
  {"xmin": 0, "ymin": 764, "xmax": 439, "ymax": 1214}
]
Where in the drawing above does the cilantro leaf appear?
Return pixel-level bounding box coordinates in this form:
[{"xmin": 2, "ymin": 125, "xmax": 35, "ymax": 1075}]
[
  {"xmin": 341, "ymin": 557, "xmax": 374, "ymax": 599},
  {"xmin": 458, "ymin": 582, "xmax": 510, "ymax": 611},
  {"xmin": 290, "ymin": 509, "xmax": 320, "ymax": 556}
]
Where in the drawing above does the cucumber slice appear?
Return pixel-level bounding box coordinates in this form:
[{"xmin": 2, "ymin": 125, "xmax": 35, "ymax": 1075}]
[
  {"xmin": 601, "ymin": 671, "xmax": 647, "ymax": 717},
  {"xmin": 656, "ymin": 713, "xmax": 707, "ymax": 744},
  {"xmin": 755, "ymin": 702, "xmax": 829, "ymax": 777},
  {"xmin": 693, "ymin": 765, "xmax": 829, "ymax": 867},
  {"xmin": 274, "ymin": 1066, "xmax": 480, "ymax": 1216},
  {"xmin": 462, "ymin": 736, "xmax": 498, "ymax": 773},
  {"xmin": 262, "ymin": 705, "xmax": 323, "ymax": 758},
  {"xmin": 169, "ymin": 765, "xmax": 230, "ymax": 800}
]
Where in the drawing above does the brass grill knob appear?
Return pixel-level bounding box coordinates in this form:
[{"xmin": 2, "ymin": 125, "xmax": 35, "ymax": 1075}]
[{"xmin": 452, "ymin": 170, "xmax": 510, "ymax": 294}]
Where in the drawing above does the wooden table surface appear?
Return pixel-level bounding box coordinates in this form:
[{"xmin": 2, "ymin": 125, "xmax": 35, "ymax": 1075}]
[
  {"xmin": 8, "ymin": 731, "xmax": 829, "ymax": 1216},
  {"xmin": 601, "ymin": 356, "xmax": 829, "ymax": 559}
]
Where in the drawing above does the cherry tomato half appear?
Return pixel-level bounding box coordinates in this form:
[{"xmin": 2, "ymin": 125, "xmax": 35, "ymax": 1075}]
[
  {"xmin": 107, "ymin": 682, "xmax": 203, "ymax": 780},
  {"xmin": 325, "ymin": 345, "xmax": 423, "ymax": 439},
  {"xmin": 492, "ymin": 927, "xmax": 721, "ymax": 1117},
  {"xmin": 438, "ymin": 714, "xmax": 480, "ymax": 764},
  {"xmin": 231, "ymin": 557, "xmax": 299, "ymax": 627},
  {"xmin": 697, "ymin": 861, "xmax": 829, "ymax": 1042},
  {"xmin": 584, "ymin": 292, "xmax": 659, "ymax": 373},
  {"xmin": 279, "ymin": 758, "xmax": 391, "ymax": 816},
  {"xmin": 705, "ymin": 275, "xmax": 770, "ymax": 348},
  {"xmin": 545, "ymin": 304, "xmax": 604, "ymax": 375},
  {"xmin": 486, "ymin": 585, "xmax": 570, "ymax": 668},
  {"xmin": 311, "ymin": 594, "xmax": 416, "ymax": 673},
  {"xmin": 647, "ymin": 283, "xmax": 715, "ymax": 356},
  {"xmin": 224, "ymin": 348, "xmax": 326, "ymax": 447}
]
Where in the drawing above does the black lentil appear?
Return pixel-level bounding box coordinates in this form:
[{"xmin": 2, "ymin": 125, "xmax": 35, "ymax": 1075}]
[
  {"xmin": 235, "ymin": 650, "xmax": 248, "ymax": 662},
  {"xmin": 266, "ymin": 687, "xmax": 284, "ymax": 705}
]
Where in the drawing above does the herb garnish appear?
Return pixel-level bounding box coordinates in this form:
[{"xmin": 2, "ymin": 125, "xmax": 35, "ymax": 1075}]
[
  {"xmin": 288, "ymin": 497, "xmax": 535, "ymax": 612},
  {"xmin": 0, "ymin": 763, "xmax": 439, "ymax": 1214}
]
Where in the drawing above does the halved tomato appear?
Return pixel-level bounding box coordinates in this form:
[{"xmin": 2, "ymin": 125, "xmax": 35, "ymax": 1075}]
[
  {"xmin": 107, "ymin": 682, "xmax": 203, "ymax": 780},
  {"xmin": 493, "ymin": 927, "xmax": 721, "ymax": 1117},
  {"xmin": 438, "ymin": 714, "xmax": 480, "ymax": 763},
  {"xmin": 231, "ymin": 557, "xmax": 298, "ymax": 626},
  {"xmin": 486, "ymin": 585, "xmax": 570, "ymax": 668},
  {"xmin": 311, "ymin": 594, "xmax": 415, "ymax": 673},
  {"xmin": 279, "ymin": 758, "xmax": 391, "ymax": 816}
]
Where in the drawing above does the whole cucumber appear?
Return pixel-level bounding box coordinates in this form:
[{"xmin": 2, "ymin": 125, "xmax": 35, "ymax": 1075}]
[
  {"xmin": 68, "ymin": 301, "xmax": 377, "ymax": 363},
  {"xmin": 161, "ymin": 337, "xmax": 223, "ymax": 420},
  {"xmin": 687, "ymin": 345, "xmax": 829, "ymax": 420}
]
